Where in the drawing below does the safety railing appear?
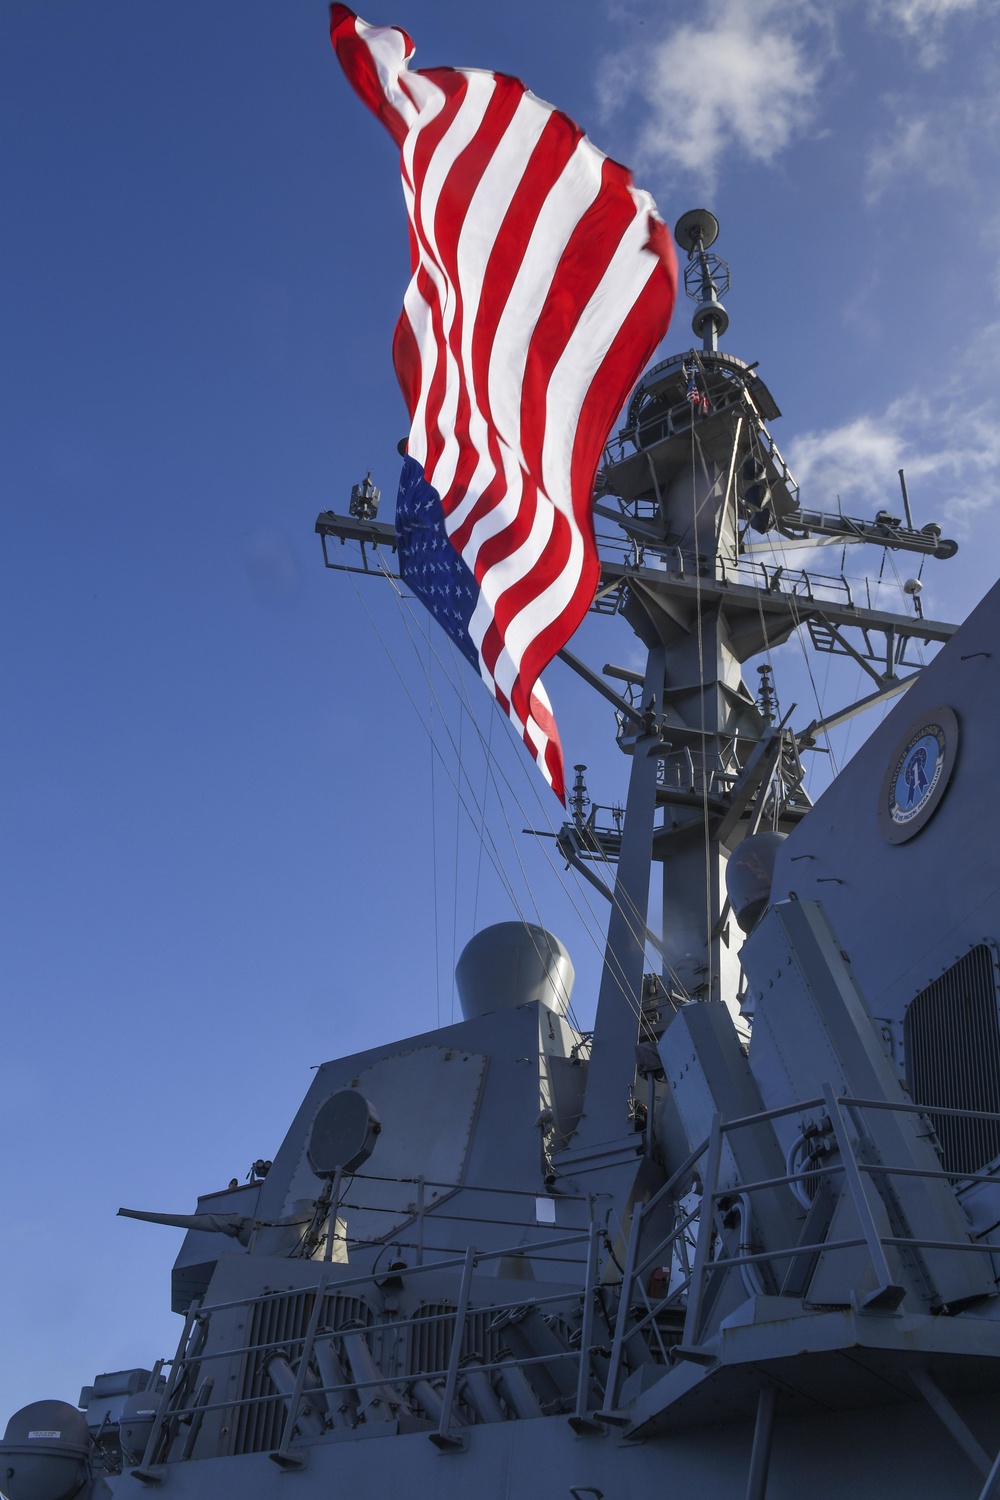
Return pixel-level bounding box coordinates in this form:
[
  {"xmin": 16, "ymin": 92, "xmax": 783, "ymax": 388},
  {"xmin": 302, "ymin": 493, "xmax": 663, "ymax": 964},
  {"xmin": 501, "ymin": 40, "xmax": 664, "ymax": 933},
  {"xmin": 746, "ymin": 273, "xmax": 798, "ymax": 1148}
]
[
  {"xmin": 248, "ymin": 1170, "xmax": 593, "ymax": 1266},
  {"xmin": 601, "ymin": 1089, "xmax": 1000, "ymax": 1414},
  {"xmin": 131, "ymin": 1221, "xmax": 609, "ymax": 1480}
]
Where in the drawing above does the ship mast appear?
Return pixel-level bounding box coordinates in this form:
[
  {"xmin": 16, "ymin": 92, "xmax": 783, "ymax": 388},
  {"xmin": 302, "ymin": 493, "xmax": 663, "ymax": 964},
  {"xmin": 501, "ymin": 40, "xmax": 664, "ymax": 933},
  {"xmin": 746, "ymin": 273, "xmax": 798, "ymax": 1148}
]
[{"xmin": 556, "ymin": 210, "xmax": 958, "ymax": 1159}]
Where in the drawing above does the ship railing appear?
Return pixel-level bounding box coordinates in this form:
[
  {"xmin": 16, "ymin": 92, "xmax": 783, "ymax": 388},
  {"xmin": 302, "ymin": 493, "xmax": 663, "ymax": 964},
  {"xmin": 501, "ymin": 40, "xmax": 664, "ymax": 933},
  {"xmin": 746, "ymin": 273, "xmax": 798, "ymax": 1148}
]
[
  {"xmin": 602, "ymin": 1089, "xmax": 1000, "ymax": 1413},
  {"xmin": 275, "ymin": 1169, "xmax": 591, "ymax": 1265},
  {"xmin": 600, "ymin": 541, "xmax": 855, "ymax": 609},
  {"xmin": 718, "ymin": 551, "xmax": 855, "ymax": 607},
  {"xmin": 132, "ymin": 1222, "xmax": 607, "ymax": 1477}
]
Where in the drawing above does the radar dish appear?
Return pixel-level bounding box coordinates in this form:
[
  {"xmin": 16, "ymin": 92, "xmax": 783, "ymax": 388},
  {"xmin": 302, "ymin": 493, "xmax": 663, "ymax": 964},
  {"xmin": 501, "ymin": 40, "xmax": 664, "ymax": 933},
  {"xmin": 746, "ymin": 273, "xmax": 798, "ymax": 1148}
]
[
  {"xmin": 307, "ymin": 1090, "xmax": 381, "ymax": 1178},
  {"xmin": 674, "ymin": 209, "xmax": 719, "ymax": 254}
]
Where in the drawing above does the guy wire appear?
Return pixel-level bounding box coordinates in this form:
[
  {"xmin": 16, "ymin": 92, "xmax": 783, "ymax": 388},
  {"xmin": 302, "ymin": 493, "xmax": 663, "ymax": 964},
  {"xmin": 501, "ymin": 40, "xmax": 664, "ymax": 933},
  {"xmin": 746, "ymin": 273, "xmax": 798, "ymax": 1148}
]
[{"xmin": 372, "ymin": 552, "xmax": 660, "ymax": 1032}]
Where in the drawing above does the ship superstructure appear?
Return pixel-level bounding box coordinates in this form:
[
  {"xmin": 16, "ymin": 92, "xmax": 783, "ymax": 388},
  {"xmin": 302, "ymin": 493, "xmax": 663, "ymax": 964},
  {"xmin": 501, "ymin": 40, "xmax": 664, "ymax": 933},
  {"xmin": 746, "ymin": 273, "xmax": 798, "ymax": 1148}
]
[{"xmin": 6, "ymin": 214, "xmax": 1000, "ymax": 1500}]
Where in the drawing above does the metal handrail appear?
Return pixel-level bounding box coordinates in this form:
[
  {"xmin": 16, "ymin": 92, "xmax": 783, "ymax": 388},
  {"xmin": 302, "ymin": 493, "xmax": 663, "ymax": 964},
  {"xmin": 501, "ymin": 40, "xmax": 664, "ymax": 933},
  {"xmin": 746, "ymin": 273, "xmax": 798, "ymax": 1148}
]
[
  {"xmin": 162, "ymin": 1284, "xmax": 591, "ymax": 1370},
  {"xmin": 136, "ymin": 1090, "xmax": 1000, "ymax": 1463},
  {"xmin": 188, "ymin": 1228, "xmax": 593, "ymax": 1321},
  {"xmin": 602, "ymin": 1088, "xmax": 1000, "ymax": 1409},
  {"xmin": 135, "ymin": 1228, "xmax": 599, "ymax": 1468},
  {"xmin": 129, "ymin": 1342, "xmax": 592, "ymax": 1430}
]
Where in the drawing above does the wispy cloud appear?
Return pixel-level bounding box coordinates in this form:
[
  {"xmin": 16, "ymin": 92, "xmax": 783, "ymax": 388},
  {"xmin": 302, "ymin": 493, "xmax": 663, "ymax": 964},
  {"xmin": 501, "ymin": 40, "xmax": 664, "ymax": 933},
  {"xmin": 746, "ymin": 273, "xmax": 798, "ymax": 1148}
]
[
  {"xmin": 871, "ymin": 0, "xmax": 997, "ymax": 65},
  {"xmin": 865, "ymin": 112, "xmax": 956, "ymax": 201},
  {"xmin": 787, "ymin": 347, "xmax": 1000, "ymax": 535},
  {"xmin": 600, "ymin": 0, "xmax": 996, "ymax": 194},
  {"xmin": 865, "ymin": 72, "xmax": 1000, "ymax": 202},
  {"xmin": 598, "ymin": 0, "xmax": 831, "ymax": 191}
]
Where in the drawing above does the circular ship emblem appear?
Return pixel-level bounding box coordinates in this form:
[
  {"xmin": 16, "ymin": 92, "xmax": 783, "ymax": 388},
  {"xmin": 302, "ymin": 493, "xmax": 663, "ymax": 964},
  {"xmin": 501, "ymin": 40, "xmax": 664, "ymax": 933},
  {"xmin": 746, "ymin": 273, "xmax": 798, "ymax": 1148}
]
[{"xmin": 878, "ymin": 704, "xmax": 958, "ymax": 844}]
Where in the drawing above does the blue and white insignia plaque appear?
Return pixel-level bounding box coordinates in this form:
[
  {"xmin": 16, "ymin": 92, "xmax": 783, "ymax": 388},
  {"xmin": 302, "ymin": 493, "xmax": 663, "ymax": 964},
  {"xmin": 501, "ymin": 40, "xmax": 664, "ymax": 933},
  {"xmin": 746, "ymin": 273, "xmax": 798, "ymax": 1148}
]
[{"xmin": 878, "ymin": 704, "xmax": 959, "ymax": 844}]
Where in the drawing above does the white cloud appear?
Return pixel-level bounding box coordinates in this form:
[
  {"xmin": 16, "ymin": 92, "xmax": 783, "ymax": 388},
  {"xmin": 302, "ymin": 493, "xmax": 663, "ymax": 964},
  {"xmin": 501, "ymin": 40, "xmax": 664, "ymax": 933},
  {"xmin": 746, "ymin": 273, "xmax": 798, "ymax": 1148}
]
[
  {"xmin": 880, "ymin": 0, "xmax": 989, "ymax": 23},
  {"xmin": 600, "ymin": 0, "xmax": 997, "ymax": 196},
  {"xmin": 865, "ymin": 69, "xmax": 1000, "ymax": 201},
  {"xmin": 865, "ymin": 112, "xmax": 955, "ymax": 201},
  {"xmin": 598, "ymin": 0, "xmax": 831, "ymax": 190},
  {"xmin": 872, "ymin": 0, "xmax": 996, "ymax": 64},
  {"xmin": 786, "ymin": 358, "xmax": 1000, "ymax": 537}
]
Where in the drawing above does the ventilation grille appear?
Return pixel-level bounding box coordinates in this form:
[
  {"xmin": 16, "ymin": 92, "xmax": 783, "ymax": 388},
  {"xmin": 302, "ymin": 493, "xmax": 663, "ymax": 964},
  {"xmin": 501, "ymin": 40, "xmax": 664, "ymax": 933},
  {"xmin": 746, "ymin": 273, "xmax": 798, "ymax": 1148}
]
[
  {"xmin": 229, "ymin": 1290, "xmax": 373, "ymax": 1456},
  {"xmin": 225, "ymin": 1291, "xmax": 533, "ymax": 1453},
  {"xmin": 905, "ymin": 944, "xmax": 1000, "ymax": 1176},
  {"xmin": 406, "ymin": 1303, "xmax": 502, "ymax": 1378}
]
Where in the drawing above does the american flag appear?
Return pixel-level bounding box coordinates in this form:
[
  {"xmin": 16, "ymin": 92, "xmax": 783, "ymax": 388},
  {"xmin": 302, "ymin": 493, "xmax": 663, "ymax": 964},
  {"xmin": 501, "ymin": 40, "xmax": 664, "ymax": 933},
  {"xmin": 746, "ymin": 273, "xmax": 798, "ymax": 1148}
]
[
  {"xmin": 331, "ymin": 7, "xmax": 676, "ymax": 800},
  {"xmin": 685, "ymin": 362, "xmax": 709, "ymax": 415}
]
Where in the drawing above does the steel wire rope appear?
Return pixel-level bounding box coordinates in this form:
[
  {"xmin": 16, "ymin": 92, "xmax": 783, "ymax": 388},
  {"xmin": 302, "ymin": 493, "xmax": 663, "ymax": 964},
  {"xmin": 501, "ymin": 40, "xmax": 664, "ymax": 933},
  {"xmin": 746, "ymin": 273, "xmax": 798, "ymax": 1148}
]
[
  {"xmin": 555, "ymin": 789, "xmax": 692, "ymax": 1010},
  {"xmin": 742, "ymin": 427, "xmax": 784, "ymax": 816},
  {"xmin": 471, "ymin": 709, "xmax": 494, "ymax": 937},
  {"xmin": 837, "ymin": 641, "xmax": 873, "ymax": 769},
  {"xmin": 690, "ymin": 417, "xmax": 715, "ymax": 1006},
  {"xmin": 436, "ymin": 624, "xmax": 675, "ymax": 1022},
  {"xmin": 427, "ymin": 623, "xmax": 655, "ymax": 1036},
  {"xmin": 829, "ymin": 546, "xmax": 928, "ymax": 764},
  {"xmin": 341, "ymin": 565, "xmax": 566, "ymax": 1012},
  {"xmin": 739, "ymin": 454, "xmax": 841, "ymax": 798},
  {"xmin": 811, "ymin": 543, "xmax": 911, "ymax": 783},
  {"xmin": 370, "ymin": 560, "xmax": 600, "ymax": 1034},
  {"xmin": 416, "ymin": 632, "xmax": 588, "ymax": 1031},
  {"xmin": 357, "ymin": 540, "xmax": 668, "ymax": 1036},
  {"xmin": 450, "ymin": 695, "xmax": 464, "ymax": 1022},
  {"xmin": 885, "ymin": 547, "xmax": 927, "ymax": 671},
  {"xmin": 868, "ymin": 547, "xmax": 927, "ymax": 744},
  {"xmin": 746, "ymin": 493, "xmax": 842, "ymax": 786},
  {"xmin": 366, "ymin": 536, "xmax": 652, "ymax": 1022},
  {"xmin": 371, "ymin": 550, "xmax": 660, "ymax": 1034},
  {"xmin": 786, "ymin": 589, "xmax": 840, "ymax": 779},
  {"xmin": 426, "ymin": 614, "xmax": 442, "ymax": 1027},
  {"xmin": 447, "ymin": 634, "xmax": 670, "ymax": 970}
]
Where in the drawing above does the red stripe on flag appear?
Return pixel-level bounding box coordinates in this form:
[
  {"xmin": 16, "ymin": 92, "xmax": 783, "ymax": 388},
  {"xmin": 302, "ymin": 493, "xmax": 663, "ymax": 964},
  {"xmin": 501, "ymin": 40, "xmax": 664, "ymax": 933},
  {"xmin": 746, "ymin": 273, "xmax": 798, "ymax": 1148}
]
[{"xmin": 330, "ymin": 8, "xmax": 414, "ymax": 147}]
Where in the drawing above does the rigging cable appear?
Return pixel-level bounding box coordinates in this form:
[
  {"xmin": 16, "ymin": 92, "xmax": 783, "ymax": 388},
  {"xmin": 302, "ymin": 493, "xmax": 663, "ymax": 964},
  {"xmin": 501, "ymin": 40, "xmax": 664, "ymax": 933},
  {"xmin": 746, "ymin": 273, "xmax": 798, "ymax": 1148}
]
[
  {"xmin": 451, "ymin": 696, "xmax": 464, "ymax": 1023},
  {"xmin": 342, "ymin": 565, "xmax": 572, "ymax": 1020},
  {"xmin": 373, "ymin": 560, "xmax": 597, "ymax": 1033},
  {"xmin": 438, "ymin": 628, "xmax": 663, "ymax": 1032},
  {"xmin": 471, "ymin": 708, "xmax": 495, "ymax": 937},
  {"xmin": 374, "ymin": 550, "xmax": 660, "ymax": 1032},
  {"xmin": 426, "ymin": 615, "xmax": 442, "ymax": 1028},
  {"xmin": 691, "ymin": 417, "xmax": 715, "ymax": 1005}
]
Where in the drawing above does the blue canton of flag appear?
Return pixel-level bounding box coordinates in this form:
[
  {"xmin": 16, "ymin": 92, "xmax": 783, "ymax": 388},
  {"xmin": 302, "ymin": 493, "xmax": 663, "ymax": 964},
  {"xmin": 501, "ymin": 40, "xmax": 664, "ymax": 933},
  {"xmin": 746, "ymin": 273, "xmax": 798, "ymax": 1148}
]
[{"xmin": 395, "ymin": 456, "xmax": 479, "ymax": 671}]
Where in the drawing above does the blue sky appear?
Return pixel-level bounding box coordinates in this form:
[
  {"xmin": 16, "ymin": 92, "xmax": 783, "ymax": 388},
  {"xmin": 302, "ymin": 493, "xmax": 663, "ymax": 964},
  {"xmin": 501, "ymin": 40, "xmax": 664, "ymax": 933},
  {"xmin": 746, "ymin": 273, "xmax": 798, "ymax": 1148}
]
[{"xmin": 3, "ymin": 0, "xmax": 999, "ymax": 1420}]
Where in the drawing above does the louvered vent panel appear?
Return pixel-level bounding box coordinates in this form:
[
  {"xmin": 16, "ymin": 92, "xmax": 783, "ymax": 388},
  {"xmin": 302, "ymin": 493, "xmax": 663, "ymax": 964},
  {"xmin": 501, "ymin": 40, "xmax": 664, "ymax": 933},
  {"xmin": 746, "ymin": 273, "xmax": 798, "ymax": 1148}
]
[
  {"xmin": 905, "ymin": 944, "xmax": 1000, "ymax": 1176},
  {"xmin": 406, "ymin": 1304, "xmax": 503, "ymax": 1379},
  {"xmin": 230, "ymin": 1290, "xmax": 313, "ymax": 1456},
  {"xmin": 229, "ymin": 1289, "xmax": 375, "ymax": 1456}
]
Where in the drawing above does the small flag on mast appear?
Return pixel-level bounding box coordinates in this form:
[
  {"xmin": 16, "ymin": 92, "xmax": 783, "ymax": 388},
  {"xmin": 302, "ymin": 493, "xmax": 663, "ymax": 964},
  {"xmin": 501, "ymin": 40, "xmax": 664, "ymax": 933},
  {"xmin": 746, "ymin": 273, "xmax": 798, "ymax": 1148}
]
[
  {"xmin": 330, "ymin": 7, "xmax": 677, "ymax": 800},
  {"xmin": 685, "ymin": 361, "xmax": 710, "ymax": 415}
]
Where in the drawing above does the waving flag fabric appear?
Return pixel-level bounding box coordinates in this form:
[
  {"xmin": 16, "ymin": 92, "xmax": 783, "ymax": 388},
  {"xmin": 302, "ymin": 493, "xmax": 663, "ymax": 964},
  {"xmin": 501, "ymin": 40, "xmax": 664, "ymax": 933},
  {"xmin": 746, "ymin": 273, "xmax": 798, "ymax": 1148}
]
[{"xmin": 331, "ymin": 6, "xmax": 677, "ymax": 800}]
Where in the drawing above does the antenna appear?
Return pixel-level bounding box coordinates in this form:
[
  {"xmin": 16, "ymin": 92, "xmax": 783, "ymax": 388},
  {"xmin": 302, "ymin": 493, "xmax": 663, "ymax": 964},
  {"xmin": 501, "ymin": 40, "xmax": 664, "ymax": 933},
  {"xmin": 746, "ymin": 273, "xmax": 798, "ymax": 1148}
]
[
  {"xmin": 898, "ymin": 468, "xmax": 915, "ymax": 530},
  {"xmin": 674, "ymin": 208, "xmax": 730, "ymax": 352}
]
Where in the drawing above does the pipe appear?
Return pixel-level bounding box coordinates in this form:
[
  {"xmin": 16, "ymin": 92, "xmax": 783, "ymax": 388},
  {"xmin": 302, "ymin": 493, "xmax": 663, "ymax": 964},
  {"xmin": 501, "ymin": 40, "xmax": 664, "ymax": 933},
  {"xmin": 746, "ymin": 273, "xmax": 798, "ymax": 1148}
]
[
  {"xmin": 460, "ymin": 1359, "xmax": 506, "ymax": 1424},
  {"xmin": 314, "ymin": 1339, "xmax": 358, "ymax": 1430},
  {"xmin": 492, "ymin": 1306, "xmax": 575, "ymax": 1401},
  {"xmin": 495, "ymin": 1356, "xmax": 544, "ymax": 1420},
  {"xmin": 340, "ymin": 1326, "xmax": 409, "ymax": 1422},
  {"xmin": 263, "ymin": 1354, "xmax": 326, "ymax": 1438}
]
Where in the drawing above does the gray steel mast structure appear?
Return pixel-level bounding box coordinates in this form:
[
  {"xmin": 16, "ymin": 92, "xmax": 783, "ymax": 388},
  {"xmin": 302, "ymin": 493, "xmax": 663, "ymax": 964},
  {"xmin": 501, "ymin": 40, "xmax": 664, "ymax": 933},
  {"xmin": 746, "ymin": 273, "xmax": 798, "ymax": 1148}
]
[
  {"xmin": 8, "ymin": 214, "xmax": 1000, "ymax": 1500},
  {"xmin": 553, "ymin": 207, "xmax": 955, "ymax": 1179}
]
